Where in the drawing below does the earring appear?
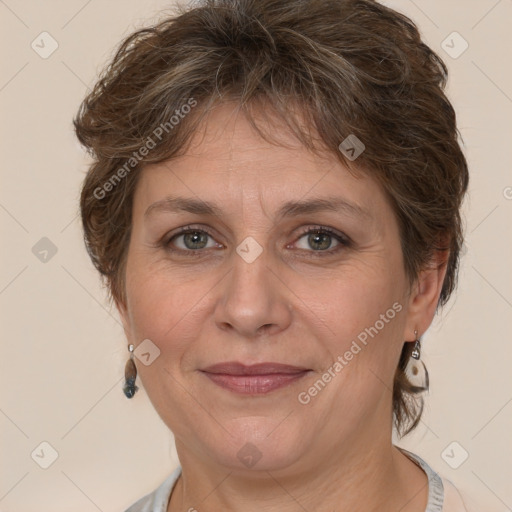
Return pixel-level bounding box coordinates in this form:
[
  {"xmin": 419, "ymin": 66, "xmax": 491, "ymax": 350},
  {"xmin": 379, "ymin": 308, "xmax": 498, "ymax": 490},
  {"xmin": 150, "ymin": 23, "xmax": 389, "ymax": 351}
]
[
  {"xmin": 405, "ymin": 329, "xmax": 429, "ymax": 389},
  {"xmin": 123, "ymin": 344, "xmax": 138, "ymax": 398},
  {"xmin": 411, "ymin": 330, "xmax": 421, "ymax": 360}
]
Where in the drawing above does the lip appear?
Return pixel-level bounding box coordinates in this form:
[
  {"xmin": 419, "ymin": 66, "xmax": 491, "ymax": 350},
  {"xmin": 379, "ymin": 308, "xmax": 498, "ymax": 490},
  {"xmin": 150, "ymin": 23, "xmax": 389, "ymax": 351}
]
[
  {"xmin": 202, "ymin": 362, "xmax": 309, "ymax": 375},
  {"xmin": 200, "ymin": 362, "xmax": 311, "ymax": 394}
]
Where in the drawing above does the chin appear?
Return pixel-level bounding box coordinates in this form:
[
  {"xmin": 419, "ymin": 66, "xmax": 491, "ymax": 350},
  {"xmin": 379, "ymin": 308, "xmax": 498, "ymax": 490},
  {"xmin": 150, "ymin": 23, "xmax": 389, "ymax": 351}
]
[{"xmin": 206, "ymin": 416, "xmax": 310, "ymax": 472}]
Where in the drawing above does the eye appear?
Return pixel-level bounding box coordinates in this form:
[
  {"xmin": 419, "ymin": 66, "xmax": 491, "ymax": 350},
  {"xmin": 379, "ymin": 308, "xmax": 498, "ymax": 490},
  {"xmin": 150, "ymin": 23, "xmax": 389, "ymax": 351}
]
[
  {"xmin": 165, "ymin": 227, "xmax": 221, "ymax": 252},
  {"xmin": 162, "ymin": 225, "xmax": 350, "ymax": 256},
  {"xmin": 293, "ymin": 227, "xmax": 350, "ymax": 254}
]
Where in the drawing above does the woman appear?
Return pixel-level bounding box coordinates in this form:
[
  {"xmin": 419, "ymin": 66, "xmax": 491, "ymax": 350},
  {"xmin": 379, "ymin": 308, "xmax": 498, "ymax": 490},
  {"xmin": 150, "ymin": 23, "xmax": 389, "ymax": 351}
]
[{"xmin": 74, "ymin": 0, "xmax": 474, "ymax": 510}]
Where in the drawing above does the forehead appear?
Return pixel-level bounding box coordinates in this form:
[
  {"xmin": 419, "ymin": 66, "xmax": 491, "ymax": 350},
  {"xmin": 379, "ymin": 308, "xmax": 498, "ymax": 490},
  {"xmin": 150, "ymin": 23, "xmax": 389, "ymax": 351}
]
[{"xmin": 133, "ymin": 102, "xmax": 390, "ymax": 223}]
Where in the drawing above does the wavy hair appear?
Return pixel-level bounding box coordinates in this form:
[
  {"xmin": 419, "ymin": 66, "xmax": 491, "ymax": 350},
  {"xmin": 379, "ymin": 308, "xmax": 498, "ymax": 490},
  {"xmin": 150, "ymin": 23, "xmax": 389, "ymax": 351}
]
[{"xmin": 74, "ymin": 0, "xmax": 469, "ymax": 436}]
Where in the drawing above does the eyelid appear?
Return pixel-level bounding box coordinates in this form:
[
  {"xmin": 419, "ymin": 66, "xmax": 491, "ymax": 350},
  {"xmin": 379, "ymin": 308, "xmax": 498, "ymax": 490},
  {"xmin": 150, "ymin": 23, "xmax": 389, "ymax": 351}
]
[
  {"xmin": 165, "ymin": 224, "xmax": 216, "ymax": 242},
  {"xmin": 163, "ymin": 224, "xmax": 223, "ymax": 250},
  {"xmin": 292, "ymin": 225, "xmax": 350, "ymax": 244},
  {"xmin": 288, "ymin": 225, "xmax": 352, "ymax": 255},
  {"xmin": 162, "ymin": 224, "xmax": 351, "ymax": 255}
]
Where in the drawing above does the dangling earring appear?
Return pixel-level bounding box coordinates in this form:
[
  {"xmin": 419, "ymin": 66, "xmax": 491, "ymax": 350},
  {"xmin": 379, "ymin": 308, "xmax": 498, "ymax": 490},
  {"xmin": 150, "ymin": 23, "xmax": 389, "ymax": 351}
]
[
  {"xmin": 411, "ymin": 330, "xmax": 421, "ymax": 360},
  {"xmin": 123, "ymin": 344, "xmax": 138, "ymax": 398},
  {"xmin": 405, "ymin": 329, "xmax": 429, "ymax": 390}
]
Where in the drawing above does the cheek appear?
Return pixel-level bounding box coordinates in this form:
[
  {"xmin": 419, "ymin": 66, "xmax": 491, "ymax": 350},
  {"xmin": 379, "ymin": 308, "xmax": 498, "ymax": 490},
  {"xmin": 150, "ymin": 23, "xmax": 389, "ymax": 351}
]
[
  {"xmin": 313, "ymin": 256, "xmax": 407, "ymax": 383},
  {"xmin": 299, "ymin": 280, "xmax": 406, "ymax": 430},
  {"xmin": 322, "ymin": 262, "xmax": 404, "ymax": 337},
  {"xmin": 123, "ymin": 256, "xmax": 215, "ymax": 370}
]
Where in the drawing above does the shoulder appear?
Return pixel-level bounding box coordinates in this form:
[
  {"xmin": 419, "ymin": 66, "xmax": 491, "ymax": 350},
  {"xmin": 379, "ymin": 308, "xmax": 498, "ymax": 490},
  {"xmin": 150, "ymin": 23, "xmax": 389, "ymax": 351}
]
[
  {"xmin": 442, "ymin": 476, "xmax": 503, "ymax": 512},
  {"xmin": 398, "ymin": 448, "xmax": 491, "ymax": 512},
  {"xmin": 123, "ymin": 467, "xmax": 182, "ymax": 512},
  {"xmin": 441, "ymin": 478, "xmax": 475, "ymax": 511}
]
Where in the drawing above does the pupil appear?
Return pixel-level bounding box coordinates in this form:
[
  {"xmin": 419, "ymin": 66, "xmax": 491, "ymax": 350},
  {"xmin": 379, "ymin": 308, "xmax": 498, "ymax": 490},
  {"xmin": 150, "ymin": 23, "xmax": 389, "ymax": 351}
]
[
  {"xmin": 309, "ymin": 232, "xmax": 331, "ymax": 250},
  {"xmin": 182, "ymin": 231, "xmax": 333, "ymax": 251},
  {"xmin": 184, "ymin": 231, "xmax": 207, "ymax": 249}
]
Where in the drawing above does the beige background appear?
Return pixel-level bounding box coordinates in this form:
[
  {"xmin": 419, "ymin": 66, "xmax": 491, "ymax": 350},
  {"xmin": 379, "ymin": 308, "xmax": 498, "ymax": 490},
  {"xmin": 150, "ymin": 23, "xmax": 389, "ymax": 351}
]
[{"xmin": 0, "ymin": 0, "xmax": 511, "ymax": 510}]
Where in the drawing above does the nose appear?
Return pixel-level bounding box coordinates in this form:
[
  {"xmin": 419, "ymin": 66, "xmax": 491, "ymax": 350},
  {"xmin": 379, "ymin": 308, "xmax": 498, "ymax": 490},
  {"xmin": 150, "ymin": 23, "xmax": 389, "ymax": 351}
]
[{"xmin": 213, "ymin": 244, "xmax": 293, "ymax": 339}]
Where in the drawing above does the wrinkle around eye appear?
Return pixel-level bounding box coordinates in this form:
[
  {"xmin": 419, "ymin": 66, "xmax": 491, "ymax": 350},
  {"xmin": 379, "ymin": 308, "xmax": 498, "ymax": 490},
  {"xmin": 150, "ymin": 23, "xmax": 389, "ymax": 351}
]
[{"xmin": 157, "ymin": 226, "xmax": 354, "ymax": 262}]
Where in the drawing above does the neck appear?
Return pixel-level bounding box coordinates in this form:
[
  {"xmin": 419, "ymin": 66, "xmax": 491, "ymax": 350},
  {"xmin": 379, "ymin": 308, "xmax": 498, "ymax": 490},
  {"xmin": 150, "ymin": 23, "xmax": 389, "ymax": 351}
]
[{"xmin": 168, "ymin": 430, "xmax": 428, "ymax": 512}]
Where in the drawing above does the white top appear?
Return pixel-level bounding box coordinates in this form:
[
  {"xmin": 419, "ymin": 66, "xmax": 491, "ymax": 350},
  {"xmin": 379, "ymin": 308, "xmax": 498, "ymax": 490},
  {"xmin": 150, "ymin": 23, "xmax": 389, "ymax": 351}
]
[{"xmin": 124, "ymin": 449, "xmax": 475, "ymax": 512}]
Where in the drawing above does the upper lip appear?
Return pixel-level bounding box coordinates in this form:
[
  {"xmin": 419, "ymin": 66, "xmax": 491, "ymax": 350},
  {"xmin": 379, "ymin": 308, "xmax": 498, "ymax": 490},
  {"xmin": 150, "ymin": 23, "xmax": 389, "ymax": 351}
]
[{"xmin": 201, "ymin": 362, "xmax": 309, "ymax": 375}]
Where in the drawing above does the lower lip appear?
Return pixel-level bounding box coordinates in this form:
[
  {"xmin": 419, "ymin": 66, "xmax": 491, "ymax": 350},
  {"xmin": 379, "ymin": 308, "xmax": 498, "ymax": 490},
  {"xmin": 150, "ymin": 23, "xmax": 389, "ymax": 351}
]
[{"xmin": 202, "ymin": 371, "xmax": 309, "ymax": 394}]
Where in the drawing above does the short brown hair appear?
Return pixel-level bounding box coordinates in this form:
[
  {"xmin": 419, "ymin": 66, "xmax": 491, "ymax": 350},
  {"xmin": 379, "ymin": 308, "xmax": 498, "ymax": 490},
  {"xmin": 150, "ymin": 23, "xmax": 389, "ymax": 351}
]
[{"xmin": 74, "ymin": 0, "xmax": 469, "ymax": 435}]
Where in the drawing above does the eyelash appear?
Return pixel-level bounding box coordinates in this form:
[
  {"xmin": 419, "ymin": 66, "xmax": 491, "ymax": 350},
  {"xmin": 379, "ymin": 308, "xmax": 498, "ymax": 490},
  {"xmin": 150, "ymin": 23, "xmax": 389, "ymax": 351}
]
[{"xmin": 162, "ymin": 224, "xmax": 351, "ymax": 257}]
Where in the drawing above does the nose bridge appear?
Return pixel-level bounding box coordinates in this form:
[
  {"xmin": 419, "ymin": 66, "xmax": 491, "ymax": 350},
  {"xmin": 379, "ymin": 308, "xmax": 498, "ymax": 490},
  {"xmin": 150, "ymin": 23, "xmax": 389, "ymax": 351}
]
[
  {"xmin": 232, "ymin": 240, "xmax": 269, "ymax": 296},
  {"xmin": 214, "ymin": 238, "xmax": 292, "ymax": 337}
]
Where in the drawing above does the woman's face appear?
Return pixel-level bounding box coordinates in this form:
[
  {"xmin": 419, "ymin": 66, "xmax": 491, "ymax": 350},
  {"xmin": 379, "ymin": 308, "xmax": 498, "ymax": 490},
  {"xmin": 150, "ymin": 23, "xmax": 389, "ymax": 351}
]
[{"xmin": 119, "ymin": 103, "xmax": 435, "ymax": 473}]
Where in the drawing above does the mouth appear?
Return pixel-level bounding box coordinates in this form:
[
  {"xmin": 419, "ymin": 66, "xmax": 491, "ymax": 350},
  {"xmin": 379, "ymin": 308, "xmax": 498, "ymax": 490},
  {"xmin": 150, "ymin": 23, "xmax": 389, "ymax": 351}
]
[{"xmin": 200, "ymin": 362, "xmax": 311, "ymax": 395}]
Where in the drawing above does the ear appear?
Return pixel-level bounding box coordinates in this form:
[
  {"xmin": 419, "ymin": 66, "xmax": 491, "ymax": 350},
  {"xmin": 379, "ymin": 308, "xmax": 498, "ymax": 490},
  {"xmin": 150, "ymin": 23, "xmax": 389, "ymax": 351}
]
[{"xmin": 404, "ymin": 249, "xmax": 449, "ymax": 340}]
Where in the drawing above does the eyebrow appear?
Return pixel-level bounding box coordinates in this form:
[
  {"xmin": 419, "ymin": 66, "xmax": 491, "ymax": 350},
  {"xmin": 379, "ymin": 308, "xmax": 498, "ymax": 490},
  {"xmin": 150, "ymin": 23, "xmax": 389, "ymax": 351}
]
[{"xmin": 144, "ymin": 195, "xmax": 370, "ymax": 220}]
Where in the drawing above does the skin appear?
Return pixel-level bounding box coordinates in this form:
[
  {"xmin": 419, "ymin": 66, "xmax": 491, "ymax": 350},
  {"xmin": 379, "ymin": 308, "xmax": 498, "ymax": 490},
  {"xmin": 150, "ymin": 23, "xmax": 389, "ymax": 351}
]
[{"xmin": 118, "ymin": 102, "xmax": 448, "ymax": 512}]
